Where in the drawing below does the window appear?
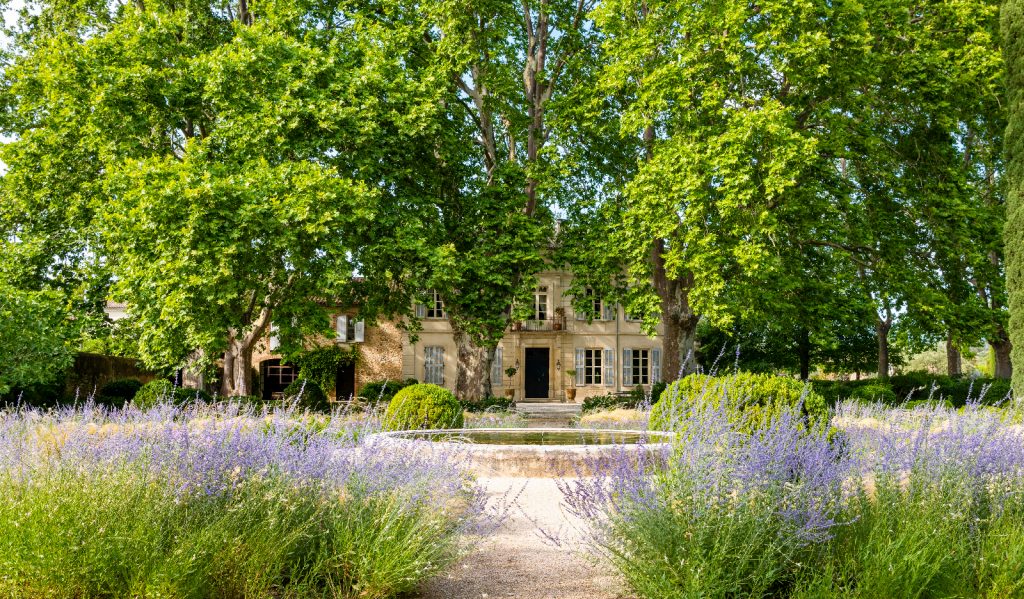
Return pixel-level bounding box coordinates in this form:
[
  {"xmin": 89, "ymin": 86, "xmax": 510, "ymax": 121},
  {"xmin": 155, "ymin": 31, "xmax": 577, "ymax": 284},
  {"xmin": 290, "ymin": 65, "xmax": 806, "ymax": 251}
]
[
  {"xmin": 625, "ymin": 308, "xmax": 644, "ymax": 322},
  {"xmin": 623, "ymin": 348, "xmax": 662, "ymax": 386},
  {"xmin": 265, "ymin": 364, "xmax": 298, "ymax": 388},
  {"xmin": 576, "ymin": 348, "xmax": 614, "ymax": 387},
  {"xmin": 577, "ymin": 288, "xmax": 602, "ymax": 321},
  {"xmin": 632, "ymin": 349, "xmax": 650, "ymax": 385},
  {"xmin": 424, "ymin": 346, "xmax": 445, "ymax": 385},
  {"xmin": 531, "ymin": 286, "xmax": 548, "ymax": 321},
  {"xmin": 584, "ymin": 349, "xmax": 602, "ymax": 385},
  {"xmin": 335, "ymin": 315, "xmax": 365, "ymax": 343},
  {"xmin": 426, "ymin": 290, "xmax": 445, "ymax": 319}
]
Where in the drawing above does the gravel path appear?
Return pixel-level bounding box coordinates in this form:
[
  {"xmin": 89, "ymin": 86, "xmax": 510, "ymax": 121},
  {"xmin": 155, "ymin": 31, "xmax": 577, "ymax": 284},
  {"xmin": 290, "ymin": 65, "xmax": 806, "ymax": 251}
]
[{"xmin": 418, "ymin": 477, "xmax": 631, "ymax": 599}]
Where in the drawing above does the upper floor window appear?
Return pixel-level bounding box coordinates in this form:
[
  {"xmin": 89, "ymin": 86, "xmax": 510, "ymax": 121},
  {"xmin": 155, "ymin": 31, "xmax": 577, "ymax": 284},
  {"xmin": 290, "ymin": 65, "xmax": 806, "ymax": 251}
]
[
  {"xmin": 416, "ymin": 290, "xmax": 445, "ymax": 319},
  {"xmin": 335, "ymin": 314, "xmax": 365, "ymax": 343},
  {"xmin": 577, "ymin": 288, "xmax": 616, "ymax": 321},
  {"xmin": 531, "ymin": 286, "xmax": 549, "ymax": 321}
]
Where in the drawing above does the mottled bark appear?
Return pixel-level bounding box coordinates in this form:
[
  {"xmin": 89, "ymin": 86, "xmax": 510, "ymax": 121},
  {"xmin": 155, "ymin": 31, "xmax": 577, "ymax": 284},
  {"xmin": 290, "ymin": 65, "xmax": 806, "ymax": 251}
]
[
  {"xmin": 453, "ymin": 326, "xmax": 489, "ymax": 401},
  {"xmin": 946, "ymin": 335, "xmax": 962, "ymax": 377},
  {"xmin": 876, "ymin": 314, "xmax": 892, "ymax": 379},
  {"xmin": 220, "ymin": 307, "xmax": 271, "ymax": 397},
  {"xmin": 991, "ymin": 324, "xmax": 1013, "ymax": 380},
  {"xmin": 652, "ymin": 239, "xmax": 699, "ymax": 380}
]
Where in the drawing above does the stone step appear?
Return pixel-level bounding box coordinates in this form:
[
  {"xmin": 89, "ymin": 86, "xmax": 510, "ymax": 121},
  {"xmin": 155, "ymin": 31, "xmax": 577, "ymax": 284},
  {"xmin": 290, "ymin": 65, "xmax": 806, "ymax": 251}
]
[{"xmin": 515, "ymin": 402, "xmax": 581, "ymax": 428}]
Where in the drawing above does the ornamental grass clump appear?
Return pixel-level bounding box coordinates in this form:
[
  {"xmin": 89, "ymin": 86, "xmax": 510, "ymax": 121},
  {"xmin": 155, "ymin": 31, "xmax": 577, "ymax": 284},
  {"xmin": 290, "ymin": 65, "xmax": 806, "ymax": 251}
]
[
  {"xmin": 562, "ymin": 391, "xmax": 1024, "ymax": 599},
  {"xmin": 0, "ymin": 399, "xmax": 495, "ymax": 598}
]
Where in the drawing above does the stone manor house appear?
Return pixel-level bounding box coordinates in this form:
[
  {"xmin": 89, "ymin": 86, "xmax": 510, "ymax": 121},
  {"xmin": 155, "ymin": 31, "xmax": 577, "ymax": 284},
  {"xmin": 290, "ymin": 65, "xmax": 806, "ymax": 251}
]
[{"xmin": 111, "ymin": 269, "xmax": 665, "ymax": 403}]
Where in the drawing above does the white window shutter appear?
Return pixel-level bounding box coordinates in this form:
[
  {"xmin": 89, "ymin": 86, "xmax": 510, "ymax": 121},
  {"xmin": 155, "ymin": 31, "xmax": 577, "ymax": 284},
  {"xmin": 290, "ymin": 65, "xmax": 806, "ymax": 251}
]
[
  {"xmin": 491, "ymin": 347, "xmax": 503, "ymax": 385},
  {"xmin": 604, "ymin": 348, "xmax": 615, "ymax": 387},
  {"xmin": 415, "ymin": 303, "xmax": 426, "ymax": 319},
  {"xmin": 622, "ymin": 348, "xmax": 633, "ymax": 387},
  {"xmin": 652, "ymin": 348, "xmax": 662, "ymax": 383},
  {"xmin": 438, "ymin": 347, "xmax": 445, "ymax": 386},
  {"xmin": 336, "ymin": 315, "xmax": 348, "ymax": 342},
  {"xmin": 575, "ymin": 348, "xmax": 585, "ymax": 386},
  {"xmin": 269, "ymin": 324, "xmax": 280, "ymax": 350},
  {"xmin": 354, "ymin": 320, "xmax": 365, "ymax": 343},
  {"xmin": 602, "ymin": 301, "xmax": 616, "ymax": 321}
]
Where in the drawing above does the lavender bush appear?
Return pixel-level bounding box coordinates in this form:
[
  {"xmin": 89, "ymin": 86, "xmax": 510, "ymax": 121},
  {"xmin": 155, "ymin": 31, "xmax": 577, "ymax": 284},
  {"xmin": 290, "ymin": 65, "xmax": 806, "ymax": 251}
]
[
  {"xmin": 562, "ymin": 397, "xmax": 1024, "ymax": 598},
  {"xmin": 0, "ymin": 400, "xmax": 495, "ymax": 598}
]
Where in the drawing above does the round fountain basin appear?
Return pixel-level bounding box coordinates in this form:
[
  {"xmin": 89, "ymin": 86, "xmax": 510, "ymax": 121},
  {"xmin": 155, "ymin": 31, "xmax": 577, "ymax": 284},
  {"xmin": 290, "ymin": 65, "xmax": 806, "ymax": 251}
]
[{"xmin": 373, "ymin": 428, "xmax": 673, "ymax": 478}]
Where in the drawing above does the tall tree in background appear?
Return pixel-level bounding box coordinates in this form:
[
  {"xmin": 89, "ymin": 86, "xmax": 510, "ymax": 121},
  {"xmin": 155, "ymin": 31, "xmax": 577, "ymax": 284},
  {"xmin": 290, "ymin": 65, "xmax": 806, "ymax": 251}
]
[
  {"xmin": 1006, "ymin": 0, "xmax": 1024, "ymax": 396},
  {"xmin": 0, "ymin": 0, "xmax": 439, "ymax": 396},
  {"xmin": 405, "ymin": 0, "xmax": 598, "ymax": 399}
]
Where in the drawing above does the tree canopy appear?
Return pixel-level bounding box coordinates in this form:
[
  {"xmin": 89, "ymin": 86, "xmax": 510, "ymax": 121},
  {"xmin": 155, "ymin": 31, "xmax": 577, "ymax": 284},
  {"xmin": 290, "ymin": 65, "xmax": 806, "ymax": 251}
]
[{"xmin": 0, "ymin": 0, "xmax": 1016, "ymax": 394}]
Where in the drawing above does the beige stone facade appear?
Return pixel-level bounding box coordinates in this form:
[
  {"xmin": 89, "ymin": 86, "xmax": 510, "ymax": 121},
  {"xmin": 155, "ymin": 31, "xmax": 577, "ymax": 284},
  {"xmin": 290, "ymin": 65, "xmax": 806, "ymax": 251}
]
[
  {"xmin": 401, "ymin": 270, "xmax": 664, "ymax": 402},
  {"xmin": 231, "ymin": 269, "xmax": 664, "ymax": 401}
]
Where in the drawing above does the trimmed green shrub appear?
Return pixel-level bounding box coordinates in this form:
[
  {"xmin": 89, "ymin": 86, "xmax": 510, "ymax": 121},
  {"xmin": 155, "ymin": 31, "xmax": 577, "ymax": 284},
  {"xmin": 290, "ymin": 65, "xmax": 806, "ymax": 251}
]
[
  {"xmin": 133, "ymin": 380, "xmax": 176, "ymax": 409},
  {"xmin": 0, "ymin": 381, "xmax": 66, "ymax": 409},
  {"xmin": 133, "ymin": 380, "xmax": 212, "ymax": 409},
  {"xmin": 358, "ymin": 379, "xmax": 414, "ymax": 405},
  {"xmin": 283, "ymin": 379, "xmax": 330, "ymax": 412},
  {"xmin": 460, "ymin": 395, "xmax": 514, "ymax": 412},
  {"xmin": 98, "ymin": 378, "xmax": 143, "ymax": 404},
  {"xmin": 582, "ymin": 382, "xmax": 668, "ymax": 415},
  {"xmin": 650, "ymin": 372, "xmax": 827, "ymax": 432},
  {"xmin": 850, "ymin": 383, "xmax": 898, "ymax": 404},
  {"xmin": 383, "ymin": 384, "xmax": 463, "ymax": 431}
]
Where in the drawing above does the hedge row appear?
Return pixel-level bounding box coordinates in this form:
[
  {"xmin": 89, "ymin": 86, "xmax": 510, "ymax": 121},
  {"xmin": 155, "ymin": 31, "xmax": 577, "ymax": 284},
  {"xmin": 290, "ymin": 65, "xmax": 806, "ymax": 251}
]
[{"xmin": 812, "ymin": 373, "xmax": 1014, "ymax": 407}]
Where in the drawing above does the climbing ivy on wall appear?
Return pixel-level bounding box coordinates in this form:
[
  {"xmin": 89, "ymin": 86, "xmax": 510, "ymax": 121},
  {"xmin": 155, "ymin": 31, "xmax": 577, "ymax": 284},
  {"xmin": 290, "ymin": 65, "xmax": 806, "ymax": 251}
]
[{"xmin": 285, "ymin": 346, "xmax": 359, "ymax": 395}]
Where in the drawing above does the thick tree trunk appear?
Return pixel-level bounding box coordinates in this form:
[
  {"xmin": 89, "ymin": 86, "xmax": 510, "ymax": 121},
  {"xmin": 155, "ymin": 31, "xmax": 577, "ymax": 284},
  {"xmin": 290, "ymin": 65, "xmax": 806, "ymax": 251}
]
[
  {"xmin": 946, "ymin": 335, "xmax": 962, "ymax": 377},
  {"xmin": 221, "ymin": 337, "xmax": 255, "ymax": 397},
  {"xmin": 991, "ymin": 324, "xmax": 1013, "ymax": 380},
  {"xmin": 798, "ymin": 327, "xmax": 811, "ymax": 381},
  {"xmin": 876, "ymin": 317, "xmax": 892, "ymax": 379},
  {"xmin": 453, "ymin": 326, "xmax": 488, "ymax": 401},
  {"xmin": 219, "ymin": 307, "xmax": 271, "ymax": 397},
  {"xmin": 654, "ymin": 239, "xmax": 699, "ymax": 379}
]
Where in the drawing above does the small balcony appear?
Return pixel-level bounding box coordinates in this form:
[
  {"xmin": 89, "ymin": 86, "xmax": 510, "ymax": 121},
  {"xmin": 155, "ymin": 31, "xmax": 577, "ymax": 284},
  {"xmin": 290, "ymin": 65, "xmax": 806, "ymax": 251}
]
[{"xmin": 511, "ymin": 318, "xmax": 566, "ymax": 332}]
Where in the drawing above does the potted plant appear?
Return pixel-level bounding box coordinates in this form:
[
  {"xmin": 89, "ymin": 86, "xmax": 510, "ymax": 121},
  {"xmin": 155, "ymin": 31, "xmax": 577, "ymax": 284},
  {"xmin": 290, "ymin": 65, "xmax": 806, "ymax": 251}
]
[
  {"xmin": 504, "ymin": 366, "xmax": 518, "ymax": 399},
  {"xmin": 553, "ymin": 307, "xmax": 565, "ymax": 331},
  {"xmin": 564, "ymin": 369, "xmax": 577, "ymax": 402}
]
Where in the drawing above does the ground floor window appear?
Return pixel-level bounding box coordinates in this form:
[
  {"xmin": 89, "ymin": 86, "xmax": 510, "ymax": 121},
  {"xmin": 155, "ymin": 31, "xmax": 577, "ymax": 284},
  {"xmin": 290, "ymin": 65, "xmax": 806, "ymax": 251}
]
[
  {"xmin": 584, "ymin": 349, "xmax": 602, "ymax": 385},
  {"xmin": 631, "ymin": 349, "xmax": 650, "ymax": 386},
  {"xmin": 623, "ymin": 348, "xmax": 661, "ymax": 387},
  {"xmin": 424, "ymin": 346, "xmax": 445, "ymax": 386},
  {"xmin": 261, "ymin": 359, "xmax": 298, "ymax": 401}
]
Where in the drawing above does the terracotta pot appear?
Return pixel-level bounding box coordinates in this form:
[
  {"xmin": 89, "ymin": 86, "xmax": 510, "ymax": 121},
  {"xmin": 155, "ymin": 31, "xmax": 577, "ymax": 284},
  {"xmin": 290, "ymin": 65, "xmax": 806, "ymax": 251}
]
[
  {"xmin": 566, "ymin": 388, "xmax": 577, "ymax": 402},
  {"xmin": 553, "ymin": 322, "xmax": 562, "ymax": 331},
  {"xmin": 504, "ymin": 388, "xmax": 515, "ymax": 399}
]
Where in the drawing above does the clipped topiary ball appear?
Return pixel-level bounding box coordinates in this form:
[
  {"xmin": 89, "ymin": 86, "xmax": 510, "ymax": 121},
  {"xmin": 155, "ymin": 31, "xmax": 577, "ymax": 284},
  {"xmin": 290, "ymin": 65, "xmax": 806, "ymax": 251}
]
[
  {"xmin": 133, "ymin": 380, "xmax": 175, "ymax": 409},
  {"xmin": 99, "ymin": 378, "xmax": 143, "ymax": 404},
  {"xmin": 133, "ymin": 380, "xmax": 211, "ymax": 409},
  {"xmin": 383, "ymin": 383, "xmax": 463, "ymax": 431},
  {"xmin": 650, "ymin": 372, "xmax": 827, "ymax": 432},
  {"xmin": 283, "ymin": 378, "xmax": 330, "ymax": 412}
]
